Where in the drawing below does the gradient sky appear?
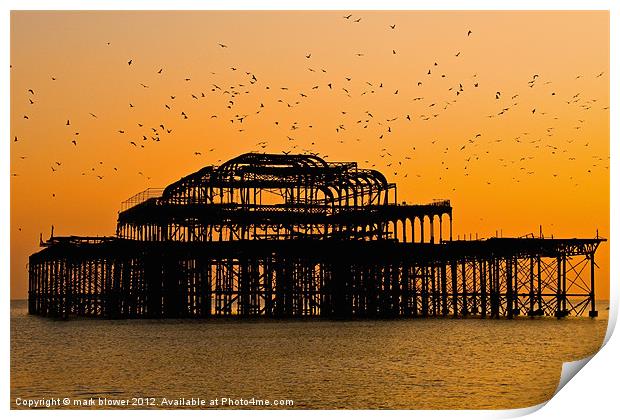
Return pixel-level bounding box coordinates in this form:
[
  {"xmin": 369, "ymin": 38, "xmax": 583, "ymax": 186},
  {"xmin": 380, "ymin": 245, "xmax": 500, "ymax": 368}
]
[{"xmin": 10, "ymin": 11, "xmax": 609, "ymax": 299}]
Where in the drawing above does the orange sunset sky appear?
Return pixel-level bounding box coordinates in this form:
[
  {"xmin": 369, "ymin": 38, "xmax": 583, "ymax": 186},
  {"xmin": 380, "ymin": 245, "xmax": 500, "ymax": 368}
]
[{"xmin": 10, "ymin": 11, "xmax": 609, "ymax": 300}]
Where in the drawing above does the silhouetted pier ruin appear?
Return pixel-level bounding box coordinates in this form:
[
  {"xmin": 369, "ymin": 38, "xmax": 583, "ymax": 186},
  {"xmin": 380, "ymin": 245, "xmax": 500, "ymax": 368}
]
[{"xmin": 28, "ymin": 153, "xmax": 604, "ymax": 319}]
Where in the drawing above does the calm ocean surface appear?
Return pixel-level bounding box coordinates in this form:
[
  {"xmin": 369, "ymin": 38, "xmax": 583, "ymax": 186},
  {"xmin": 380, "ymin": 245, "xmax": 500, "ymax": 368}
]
[{"xmin": 10, "ymin": 300, "xmax": 608, "ymax": 410}]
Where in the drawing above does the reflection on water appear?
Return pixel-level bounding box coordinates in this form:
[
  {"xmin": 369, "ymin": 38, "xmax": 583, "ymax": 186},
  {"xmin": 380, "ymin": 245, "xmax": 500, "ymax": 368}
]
[{"xmin": 11, "ymin": 300, "xmax": 608, "ymax": 409}]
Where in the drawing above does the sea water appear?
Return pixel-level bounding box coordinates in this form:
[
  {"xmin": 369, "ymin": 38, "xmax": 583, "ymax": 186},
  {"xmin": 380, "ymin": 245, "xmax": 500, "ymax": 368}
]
[{"xmin": 10, "ymin": 300, "xmax": 608, "ymax": 409}]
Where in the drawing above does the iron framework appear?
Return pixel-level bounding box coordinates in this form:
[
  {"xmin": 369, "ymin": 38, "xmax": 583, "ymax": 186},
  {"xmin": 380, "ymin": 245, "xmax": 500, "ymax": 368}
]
[{"xmin": 28, "ymin": 153, "xmax": 604, "ymax": 319}]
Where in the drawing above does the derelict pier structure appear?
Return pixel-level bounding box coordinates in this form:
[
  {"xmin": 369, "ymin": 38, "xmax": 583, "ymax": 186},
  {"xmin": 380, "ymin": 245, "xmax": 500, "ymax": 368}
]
[{"xmin": 28, "ymin": 153, "xmax": 604, "ymax": 319}]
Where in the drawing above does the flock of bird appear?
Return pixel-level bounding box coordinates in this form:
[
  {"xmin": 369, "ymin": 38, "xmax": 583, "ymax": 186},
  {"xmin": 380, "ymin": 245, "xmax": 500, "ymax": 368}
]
[{"xmin": 12, "ymin": 13, "xmax": 609, "ymax": 200}]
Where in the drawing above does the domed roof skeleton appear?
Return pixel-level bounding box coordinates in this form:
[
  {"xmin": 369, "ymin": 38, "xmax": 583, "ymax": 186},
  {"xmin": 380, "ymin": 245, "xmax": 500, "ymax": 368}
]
[{"xmin": 161, "ymin": 153, "xmax": 391, "ymax": 207}]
